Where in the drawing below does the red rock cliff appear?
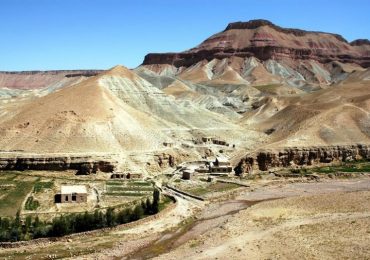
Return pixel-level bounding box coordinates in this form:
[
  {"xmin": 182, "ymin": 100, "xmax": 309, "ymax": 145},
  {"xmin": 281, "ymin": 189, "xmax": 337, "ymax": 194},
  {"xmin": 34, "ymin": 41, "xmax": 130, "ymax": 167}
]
[{"xmin": 143, "ymin": 19, "xmax": 370, "ymax": 68}]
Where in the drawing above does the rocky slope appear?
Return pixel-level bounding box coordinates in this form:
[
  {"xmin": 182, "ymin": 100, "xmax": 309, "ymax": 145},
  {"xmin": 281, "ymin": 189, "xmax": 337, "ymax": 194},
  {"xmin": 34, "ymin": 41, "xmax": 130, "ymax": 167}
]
[
  {"xmin": 242, "ymin": 70, "xmax": 370, "ymax": 146},
  {"xmin": 143, "ymin": 19, "xmax": 370, "ymax": 68}
]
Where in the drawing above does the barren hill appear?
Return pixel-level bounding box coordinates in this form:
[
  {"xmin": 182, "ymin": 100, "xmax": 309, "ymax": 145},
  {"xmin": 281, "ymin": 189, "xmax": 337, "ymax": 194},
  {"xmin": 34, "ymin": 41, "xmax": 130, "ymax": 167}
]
[
  {"xmin": 0, "ymin": 66, "xmax": 245, "ymax": 154},
  {"xmin": 0, "ymin": 20, "xmax": 368, "ymax": 173}
]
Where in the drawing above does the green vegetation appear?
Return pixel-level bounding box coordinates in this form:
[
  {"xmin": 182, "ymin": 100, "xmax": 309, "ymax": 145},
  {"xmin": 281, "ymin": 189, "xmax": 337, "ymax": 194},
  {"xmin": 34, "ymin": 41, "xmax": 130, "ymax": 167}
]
[
  {"xmin": 158, "ymin": 196, "xmax": 172, "ymax": 211},
  {"xmin": 107, "ymin": 186, "xmax": 154, "ymax": 192},
  {"xmin": 105, "ymin": 180, "xmax": 154, "ymax": 197},
  {"xmin": 0, "ymin": 190, "xmax": 169, "ymax": 242},
  {"xmin": 105, "ymin": 181, "xmax": 125, "ymax": 186},
  {"xmin": 186, "ymin": 182, "xmax": 240, "ymax": 196},
  {"xmin": 0, "ymin": 177, "xmax": 37, "ymax": 217},
  {"xmin": 105, "ymin": 192, "xmax": 145, "ymax": 197},
  {"xmin": 287, "ymin": 161, "xmax": 370, "ymax": 175},
  {"xmin": 127, "ymin": 181, "xmax": 152, "ymax": 186},
  {"xmin": 314, "ymin": 162, "xmax": 370, "ymax": 173},
  {"xmin": 33, "ymin": 181, "xmax": 54, "ymax": 193},
  {"xmin": 24, "ymin": 196, "xmax": 40, "ymax": 210}
]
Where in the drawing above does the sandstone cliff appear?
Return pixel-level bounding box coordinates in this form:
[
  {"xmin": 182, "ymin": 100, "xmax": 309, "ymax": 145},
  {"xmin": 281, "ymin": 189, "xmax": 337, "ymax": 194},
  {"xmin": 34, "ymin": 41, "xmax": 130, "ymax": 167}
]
[{"xmin": 235, "ymin": 144, "xmax": 370, "ymax": 174}]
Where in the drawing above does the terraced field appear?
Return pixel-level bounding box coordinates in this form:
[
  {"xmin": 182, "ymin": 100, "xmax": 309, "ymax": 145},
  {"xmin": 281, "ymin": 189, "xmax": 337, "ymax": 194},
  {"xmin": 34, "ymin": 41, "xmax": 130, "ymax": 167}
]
[{"xmin": 105, "ymin": 180, "xmax": 154, "ymax": 197}]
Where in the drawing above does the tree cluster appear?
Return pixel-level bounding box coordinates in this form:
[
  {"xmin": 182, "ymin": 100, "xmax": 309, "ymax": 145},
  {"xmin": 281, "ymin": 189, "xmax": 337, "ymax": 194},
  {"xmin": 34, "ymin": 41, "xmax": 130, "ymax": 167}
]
[{"xmin": 0, "ymin": 189, "xmax": 161, "ymax": 242}]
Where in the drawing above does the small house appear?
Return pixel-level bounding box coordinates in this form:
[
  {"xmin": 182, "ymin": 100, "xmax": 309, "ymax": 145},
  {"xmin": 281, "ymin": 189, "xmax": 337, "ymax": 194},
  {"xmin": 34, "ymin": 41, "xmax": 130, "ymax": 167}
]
[
  {"xmin": 163, "ymin": 142, "xmax": 174, "ymax": 147},
  {"xmin": 209, "ymin": 156, "xmax": 233, "ymax": 174},
  {"xmin": 195, "ymin": 165, "xmax": 209, "ymax": 173},
  {"xmin": 202, "ymin": 136, "xmax": 214, "ymax": 143},
  {"xmin": 182, "ymin": 170, "xmax": 192, "ymax": 180},
  {"xmin": 212, "ymin": 139, "xmax": 229, "ymax": 146},
  {"xmin": 111, "ymin": 172, "xmax": 125, "ymax": 179},
  {"xmin": 126, "ymin": 172, "xmax": 142, "ymax": 179},
  {"xmin": 55, "ymin": 185, "xmax": 87, "ymax": 203}
]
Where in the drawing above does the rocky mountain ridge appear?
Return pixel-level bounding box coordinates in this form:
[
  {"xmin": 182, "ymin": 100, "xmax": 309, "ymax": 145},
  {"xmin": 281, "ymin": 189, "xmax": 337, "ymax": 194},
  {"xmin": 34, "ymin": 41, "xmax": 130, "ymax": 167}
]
[{"xmin": 143, "ymin": 19, "xmax": 370, "ymax": 68}]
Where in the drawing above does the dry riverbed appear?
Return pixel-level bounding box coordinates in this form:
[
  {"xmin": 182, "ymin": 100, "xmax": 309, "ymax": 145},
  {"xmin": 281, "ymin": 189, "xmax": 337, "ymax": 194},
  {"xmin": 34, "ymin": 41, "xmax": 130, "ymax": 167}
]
[{"xmin": 153, "ymin": 178, "xmax": 370, "ymax": 260}]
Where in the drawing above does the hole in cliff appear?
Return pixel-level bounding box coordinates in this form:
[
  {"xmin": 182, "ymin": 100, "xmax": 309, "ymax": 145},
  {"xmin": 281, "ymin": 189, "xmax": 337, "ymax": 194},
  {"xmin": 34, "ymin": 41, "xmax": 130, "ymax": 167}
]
[{"xmin": 265, "ymin": 128, "xmax": 276, "ymax": 135}]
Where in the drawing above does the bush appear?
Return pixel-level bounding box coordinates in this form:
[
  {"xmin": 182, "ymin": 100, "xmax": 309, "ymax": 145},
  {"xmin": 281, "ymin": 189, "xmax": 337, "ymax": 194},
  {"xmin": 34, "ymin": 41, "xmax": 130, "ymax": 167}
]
[{"xmin": 25, "ymin": 196, "xmax": 40, "ymax": 210}]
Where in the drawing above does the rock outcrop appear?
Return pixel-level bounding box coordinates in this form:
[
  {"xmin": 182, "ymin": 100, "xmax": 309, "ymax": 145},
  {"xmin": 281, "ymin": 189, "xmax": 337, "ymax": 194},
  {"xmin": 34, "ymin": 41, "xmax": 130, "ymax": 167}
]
[
  {"xmin": 235, "ymin": 144, "xmax": 370, "ymax": 174},
  {"xmin": 143, "ymin": 19, "xmax": 370, "ymax": 68},
  {"xmin": 0, "ymin": 155, "xmax": 116, "ymax": 174}
]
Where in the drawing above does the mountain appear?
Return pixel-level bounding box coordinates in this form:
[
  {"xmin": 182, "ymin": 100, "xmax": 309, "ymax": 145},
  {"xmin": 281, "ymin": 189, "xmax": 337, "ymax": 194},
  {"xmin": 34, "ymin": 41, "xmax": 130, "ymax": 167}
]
[
  {"xmin": 243, "ymin": 70, "xmax": 370, "ymax": 147},
  {"xmin": 0, "ymin": 19, "xmax": 369, "ymax": 173},
  {"xmin": 143, "ymin": 19, "xmax": 370, "ymax": 67},
  {"xmin": 138, "ymin": 19, "xmax": 370, "ymax": 148},
  {"xmin": 141, "ymin": 19, "xmax": 368, "ymax": 89},
  {"xmin": 0, "ymin": 66, "xmax": 249, "ymax": 154}
]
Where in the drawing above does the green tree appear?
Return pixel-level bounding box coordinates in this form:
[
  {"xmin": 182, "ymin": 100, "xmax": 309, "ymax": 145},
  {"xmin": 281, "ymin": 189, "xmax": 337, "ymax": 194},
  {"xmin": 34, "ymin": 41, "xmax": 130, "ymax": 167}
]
[
  {"xmin": 50, "ymin": 216, "xmax": 69, "ymax": 237},
  {"xmin": 145, "ymin": 197, "xmax": 152, "ymax": 215},
  {"xmin": 118, "ymin": 208, "xmax": 132, "ymax": 224},
  {"xmin": 106, "ymin": 207, "xmax": 116, "ymax": 227},
  {"xmin": 33, "ymin": 215, "xmax": 40, "ymax": 228},
  {"xmin": 14, "ymin": 210, "xmax": 21, "ymax": 228},
  {"xmin": 151, "ymin": 189, "xmax": 160, "ymax": 214},
  {"xmin": 141, "ymin": 200, "xmax": 147, "ymax": 214},
  {"xmin": 131, "ymin": 204, "xmax": 144, "ymax": 221},
  {"xmin": 25, "ymin": 215, "xmax": 32, "ymax": 234}
]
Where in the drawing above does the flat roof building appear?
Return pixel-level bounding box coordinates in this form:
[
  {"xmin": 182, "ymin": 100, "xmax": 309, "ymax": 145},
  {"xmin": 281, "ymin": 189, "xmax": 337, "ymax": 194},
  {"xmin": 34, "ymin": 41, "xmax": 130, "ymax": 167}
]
[
  {"xmin": 55, "ymin": 185, "xmax": 87, "ymax": 203},
  {"xmin": 209, "ymin": 156, "xmax": 232, "ymax": 175}
]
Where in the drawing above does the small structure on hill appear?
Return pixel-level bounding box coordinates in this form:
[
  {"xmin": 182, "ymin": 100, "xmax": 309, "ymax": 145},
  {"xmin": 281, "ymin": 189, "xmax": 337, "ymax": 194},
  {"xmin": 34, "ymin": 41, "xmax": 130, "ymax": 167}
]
[
  {"xmin": 202, "ymin": 136, "xmax": 214, "ymax": 143},
  {"xmin": 195, "ymin": 165, "xmax": 209, "ymax": 173},
  {"xmin": 55, "ymin": 185, "xmax": 87, "ymax": 203},
  {"xmin": 111, "ymin": 172, "xmax": 125, "ymax": 179},
  {"xmin": 209, "ymin": 156, "xmax": 233, "ymax": 174},
  {"xmin": 163, "ymin": 142, "xmax": 174, "ymax": 147},
  {"xmin": 110, "ymin": 172, "xmax": 143, "ymax": 180},
  {"xmin": 182, "ymin": 170, "xmax": 192, "ymax": 180},
  {"xmin": 126, "ymin": 172, "xmax": 142, "ymax": 179},
  {"xmin": 212, "ymin": 138, "xmax": 229, "ymax": 146}
]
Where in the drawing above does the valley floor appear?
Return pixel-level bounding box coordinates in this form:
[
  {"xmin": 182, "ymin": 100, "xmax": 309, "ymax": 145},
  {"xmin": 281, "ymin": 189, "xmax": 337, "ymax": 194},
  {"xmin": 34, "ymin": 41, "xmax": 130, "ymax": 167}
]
[
  {"xmin": 152, "ymin": 178, "xmax": 370, "ymax": 260},
  {"xmin": 1, "ymin": 177, "xmax": 370, "ymax": 259}
]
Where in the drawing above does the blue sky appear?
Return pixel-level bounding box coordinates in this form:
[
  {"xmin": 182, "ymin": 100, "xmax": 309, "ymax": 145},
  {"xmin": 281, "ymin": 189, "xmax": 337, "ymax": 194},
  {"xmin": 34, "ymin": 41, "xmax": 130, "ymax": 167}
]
[{"xmin": 0, "ymin": 0, "xmax": 369, "ymax": 71}]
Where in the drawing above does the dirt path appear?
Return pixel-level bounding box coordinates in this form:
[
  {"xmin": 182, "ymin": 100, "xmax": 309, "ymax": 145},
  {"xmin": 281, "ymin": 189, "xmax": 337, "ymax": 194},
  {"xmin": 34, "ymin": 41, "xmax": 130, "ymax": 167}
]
[{"xmin": 80, "ymin": 188, "xmax": 204, "ymax": 259}]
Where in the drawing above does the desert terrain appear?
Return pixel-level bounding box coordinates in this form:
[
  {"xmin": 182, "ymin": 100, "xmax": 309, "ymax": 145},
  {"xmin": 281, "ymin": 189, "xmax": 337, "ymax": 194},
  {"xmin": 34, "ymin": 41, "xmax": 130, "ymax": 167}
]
[{"xmin": 0, "ymin": 19, "xmax": 369, "ymax": 259}]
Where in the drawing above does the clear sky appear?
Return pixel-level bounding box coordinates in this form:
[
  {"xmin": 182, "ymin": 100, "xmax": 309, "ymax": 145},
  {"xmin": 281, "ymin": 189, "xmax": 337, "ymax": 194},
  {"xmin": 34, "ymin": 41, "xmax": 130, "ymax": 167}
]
[{"xmin": 1, "ymin": 0, "xmax": 369, "ymax": 71}]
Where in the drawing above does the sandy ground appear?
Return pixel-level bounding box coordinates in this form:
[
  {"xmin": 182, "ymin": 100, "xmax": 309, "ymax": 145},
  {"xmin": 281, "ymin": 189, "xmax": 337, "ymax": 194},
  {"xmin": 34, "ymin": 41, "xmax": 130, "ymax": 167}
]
[{"xmin": 153, "ymin": 178, "xmax": 370, "ymax": 260}]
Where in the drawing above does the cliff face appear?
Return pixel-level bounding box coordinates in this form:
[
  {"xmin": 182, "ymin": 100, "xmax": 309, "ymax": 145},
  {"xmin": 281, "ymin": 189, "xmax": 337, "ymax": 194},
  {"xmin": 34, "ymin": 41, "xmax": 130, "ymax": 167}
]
[
  {"xmin": 143, "ymin": 19, "xmax": 370, "ymax": 68},
  {"xmin": 235, "ymin": 144, "xmax": 370, "ymax": 174},
  {"xmin": 0, "ymin": 155, "xmax": 115, "ymax": 174}
]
